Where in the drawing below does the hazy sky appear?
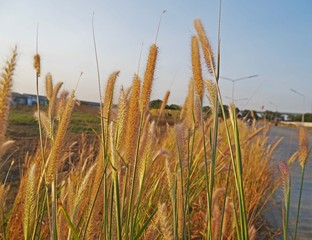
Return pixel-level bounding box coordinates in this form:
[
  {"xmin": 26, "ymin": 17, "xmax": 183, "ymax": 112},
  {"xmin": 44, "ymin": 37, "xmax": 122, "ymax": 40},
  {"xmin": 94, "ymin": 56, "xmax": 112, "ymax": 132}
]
[{"xmin": 0, "ymin": 0, "xmax": 311, "ymax": 113}]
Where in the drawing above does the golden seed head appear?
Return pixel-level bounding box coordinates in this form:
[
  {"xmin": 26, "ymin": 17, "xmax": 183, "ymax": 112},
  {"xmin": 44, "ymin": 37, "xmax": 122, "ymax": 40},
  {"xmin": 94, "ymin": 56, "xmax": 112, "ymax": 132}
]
[
  {"xmin": 180, "ymin": 79, "xmax": 195, "ymax": 127},
  {"xmin": 160, "ymin": 91, "xmax": 170, "ymax": 111},
  {"xmin": 298, "ymin": 126, "xmax": 309, "ymax": 168},
  {"xmin": 23, "ymin": 163, "xmax": 37, "ymax": 239},
  {"xmin": 278, "ymin": 161, "xmax": 290, "ymax": 202},
  {"xmin": 0, "ymin": 47, "xmax": 17, "ymax": 154},
  {"xmin": 46, "ymin": 91, "xmax": 75, "ymax": 184},
  {"xmin": 194, "ymin": 19, "xmax": 216, "ymax": 76},
  {"xmin": 33, "ymin": 54, "xmax": 41, "ymax": 77},
  {"xmin": 205, "ymin": 79, "xmax": 217, "ymax": 116},
  {"xmin": 191, "ymin": 36, "xmax": 204, "ymax": 98},
  {"xmin": 186, "ymin": 80, "xmax": 195, "ymax": 128},
  {"xmin": 102, "ymin": 71, "xmax": 119, "ymax": 127},
  {"xmin": 141, "ymin": 44, "xmax": 158, "ymax": 113},
  {"xmin": 158, "ymin": 202, "xmax": 173, "ymax": 239},
  {"xmin": 125, "ymin": 74, "xmax": 141, "ymax": 163},
  {"xmin": 176, "ymin": 124, "xmax": 188, "ymax": 168},
  {"xmin": 116, "ymin": 87, "xmax": 128, "ymax": 150},
  {"xmin": 48, "ymin": 81, "xmax": 63, "ymax": 119},
  {"xmin": 45, "ymin": 73, "xmax": 53, "ymax": 100}
]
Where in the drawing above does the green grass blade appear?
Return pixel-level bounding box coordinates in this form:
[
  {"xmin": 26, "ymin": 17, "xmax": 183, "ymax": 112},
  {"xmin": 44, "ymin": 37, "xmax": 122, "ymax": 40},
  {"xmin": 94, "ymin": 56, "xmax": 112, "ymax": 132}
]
[
  {"xmin": 133, "ymin": 208, "xmax": 157, "ymax": 240},
  {"xmin": 59, "ymin": 205, "xmax": 80, "ymax": 240}
]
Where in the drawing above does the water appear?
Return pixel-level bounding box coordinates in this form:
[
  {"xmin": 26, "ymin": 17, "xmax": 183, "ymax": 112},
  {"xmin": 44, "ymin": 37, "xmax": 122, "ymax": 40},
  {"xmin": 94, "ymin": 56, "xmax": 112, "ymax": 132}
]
[{"xmin": 265, "ymin": 125, "xmax": 312, "ymax": 239}]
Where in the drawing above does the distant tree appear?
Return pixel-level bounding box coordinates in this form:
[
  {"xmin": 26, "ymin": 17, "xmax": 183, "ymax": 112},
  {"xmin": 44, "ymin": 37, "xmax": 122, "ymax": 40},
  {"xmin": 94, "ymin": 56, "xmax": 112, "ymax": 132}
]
[
  {"xmin": 264, "ymin": 110, "xmax": 278, "ymax": 121},
  {"xmin": 219, "ymin": 105, "xmax": 229, "ymax": 119},
  {"xmin": 202, "ymin": 106, "xmax": 211, "ymax": 119},
  {"xmin": 166, "ymin": 104, "xmax": 181, "ymax": 110},
  {"xmin": 202, "ymin": 106, "xmax": 211, "ymax": 113},
  {"xmin": 149, "ymin": 99, "xmax": 163, "ymax": 109},
  {"xmin": 304, "ymin": 113, "xmax": 312, "ymax": 122}
]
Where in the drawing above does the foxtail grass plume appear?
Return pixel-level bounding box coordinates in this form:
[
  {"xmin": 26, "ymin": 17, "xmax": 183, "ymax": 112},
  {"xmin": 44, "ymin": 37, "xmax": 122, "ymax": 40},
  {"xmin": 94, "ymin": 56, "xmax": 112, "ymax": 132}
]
[
  {"xmin": 191, "ymin": 36, "xmax": 204, "ymax": 98},
  {"xmin": 194, "ymin": 94, "xmax": 201, "ymax": 125},
  {"xmin": 176, "ymin": 124, "xmax": 188, "ymax": 169},
  {"xmin": 176, "ymin": 171, "xmax": 184, "ymax": 239},
  {"xmin": 298, "ymin": 126, "xmax": 309, "ymax": 168},
  {"xmin": 158, "ymin": 202, "xmax": 173, "ymax": 240},
  {"xmin": 205, "ymin": 79, "xmax": 217, "ymax": 116},
  {"xmin": 278, "ymin": 161, "xmax": 290, "ymax": 204},
  {"xmin": 125, "ymin": 74, "xmax": 141, "ymax": 164},
  {"xmin": 102, "ymin": 71, "xmax": 120, "ymax": 128},
  {"xmin": 87, "ymin": 148, "xmax": 105, "ymax": 239},
  {"xmin": 0, "ymin": 184, "xmax": 9, "ymax": 225},
  {"xmin": 141, "ymin": 44, "xmax": 158, "ymax": 113},
  {"xmin": 222, "ymin": 197, "xmax": 234, "ymax": 238},
  {"xmin": 116, "ymin": 87, "xmax": 128, "ymax": 150},
  {"xmin": 33, "ymin": 54, "xmax": 41, "ymax": 77},
  {"xmin": 194, "ymin": 19, "xmax": 216, "ymax": 77},
  {"xmin": 48, "ymin": 81, "xmax": 63, "ymax": 119},
  {"xmin": 157, "ymin": 91, "xmax": 170, "ymax": 124},
  {"xmin": 73, "ymin": 163, "xmax": 96, "ymax": 218},
  {"xmin": 181, "ymin": 79, "xmax": 195, "ymax": 128},
  {"xmin": 46, "ymin": 91, "xmax": 76, "ymax": 184},
  {"xmin": 23, "ymin": 163, "xmax": 37, "ymax": 240},
  {"xmin": 0, "ymin": 47, "xmax": 17, "ymax": 157},
  {"xmin": 160, "ymin": 90, "xmax": 170, "ymax": 112},
  {"xmin": 45, "ymin": 73, "xmax": 53, "ymax": 100},
  {"xmin": 0, "ymin": 140, "xmax": 14, "ymax": 158},
  {"xmin": 34, "ymin": 111, "xmax": 52, "ymax": 138}
]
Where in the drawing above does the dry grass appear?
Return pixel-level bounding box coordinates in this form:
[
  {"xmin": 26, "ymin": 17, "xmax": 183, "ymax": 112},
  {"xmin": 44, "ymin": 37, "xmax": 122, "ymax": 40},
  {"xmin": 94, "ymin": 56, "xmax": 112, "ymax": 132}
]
[{"xmin": 0, "ymin": 19, "xmax": 304, "ymax": 240}]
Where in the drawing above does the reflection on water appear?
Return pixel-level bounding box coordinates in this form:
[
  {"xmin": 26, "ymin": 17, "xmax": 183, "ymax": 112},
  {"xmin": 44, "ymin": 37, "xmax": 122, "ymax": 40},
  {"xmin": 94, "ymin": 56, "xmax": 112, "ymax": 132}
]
[{"xmin": 266, "ymin": 125, "xmax": 312, "ymax": 239}]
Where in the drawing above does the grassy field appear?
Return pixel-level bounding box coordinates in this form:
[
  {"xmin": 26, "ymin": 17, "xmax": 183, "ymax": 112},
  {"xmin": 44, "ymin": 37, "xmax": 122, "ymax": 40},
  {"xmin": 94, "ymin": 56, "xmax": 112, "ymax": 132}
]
[
  {"xmin": 0, "ymin": 19, "xmax": 308, "ymax": 240},
  {"xmin": 8, "ymin": 105, "xmax": 100, "ymax": 136}
]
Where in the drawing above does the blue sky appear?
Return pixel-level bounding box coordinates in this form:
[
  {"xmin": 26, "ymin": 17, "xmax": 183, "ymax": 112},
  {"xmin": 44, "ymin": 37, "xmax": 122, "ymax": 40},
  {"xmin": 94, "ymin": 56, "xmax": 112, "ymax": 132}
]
[{"xmin": 0, "ymin": 0, "xmax": 311, "ymax": 113}]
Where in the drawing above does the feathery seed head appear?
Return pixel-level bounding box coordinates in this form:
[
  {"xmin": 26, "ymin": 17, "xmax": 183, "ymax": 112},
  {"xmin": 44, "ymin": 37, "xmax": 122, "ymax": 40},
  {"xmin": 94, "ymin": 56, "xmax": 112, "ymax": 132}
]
[
  {"xmin": 125, "ymin": 74, "xmax": 141, "ymax": 163},
  {"xmin": 205, "ymin": 79, "xmax": 217, "ymax": 116},
  {"xmin": 0, "ymin": 140, "xmax": 14, "ymax": 158},
  {"xmin": 157, "ymin": 91, "xmax": 170, "ymax": 123},
  {"xmin": 160, "ymin": 91, "xmax": 170, "ymax": 111},
  {"xmin": 141, "ymin": 44, "xmax": 158, "ymax": 113},
  {"xmin": 298, "ymin": 126, "xmax": 309, "ymax": 168},
  {"xmin": 48, "ymin": 81, "xmax": 63, "ymax": 119},
  {"xmin": 46, "ymin": 91, "xmax": 76, "ymax": 184},
  {"xmin": 278, "ymin": 161, "xmax": 290, "ymax": 202},
  {"xmin": 181, "ymin": 79, "xmax": 195, "ymax": 126},
  {"xmin": 176, "ymin": 124, "xmax": 188, "ymax": 169},
  {"xmin": 194, "ymin": 19, "xmax": 216, "ymax": 76},
  {"xmin": 23, "ymin": 163, "xmax": 37, "ymax": 239},
  {"xmin": 158, "ymin": 202, "xmax": 173, "ymax": 240},
  {"xmin": 191, "ymin": 36, "xmax": 204, "ymax": 98},
  {"xmin": 0, "ymin": 47, "xmax": 17, "ymax": 152},
  {"xmin": 45, "ymin": 73, "xmax": 53, "ymax": 100},
  {"xmin": 56, "ymin": 90, "xmax": 69, "ymax": 120},
  {"xmin": 34, "ymin": 111, "xmax": 52, "ymax": 138},
  {"xmin": 102, "ymin": 71, "xmax": 120, "ymax": 127},
  {"xmin": 116, "ymin": 87, "xmax": 128, "ymax": 150},
  {"xmin": 185, "ymin": 80, "xmax": 195, "ymax": 128},
  {"xmin": 33, "ymin": 54, "xmax": 41, "ymax": 77}
]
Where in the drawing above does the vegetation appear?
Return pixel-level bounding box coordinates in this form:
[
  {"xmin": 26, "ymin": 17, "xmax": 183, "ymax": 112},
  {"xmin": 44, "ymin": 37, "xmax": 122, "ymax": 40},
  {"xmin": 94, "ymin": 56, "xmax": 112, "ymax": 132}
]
[{"xmin": 0, "ymin": 19, "xmax": 309, "ymax": 240}]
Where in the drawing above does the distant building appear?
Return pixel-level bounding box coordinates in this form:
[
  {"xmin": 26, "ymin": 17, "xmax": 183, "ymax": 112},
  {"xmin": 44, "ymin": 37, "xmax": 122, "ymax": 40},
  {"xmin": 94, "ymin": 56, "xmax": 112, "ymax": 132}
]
[
  {"xmin": 10, "ymin": 92, "xmax": 48, "ymax": 106},
  {"xmin": 10, "ymin": 92, "xmax": 101, "ymax": 108}
]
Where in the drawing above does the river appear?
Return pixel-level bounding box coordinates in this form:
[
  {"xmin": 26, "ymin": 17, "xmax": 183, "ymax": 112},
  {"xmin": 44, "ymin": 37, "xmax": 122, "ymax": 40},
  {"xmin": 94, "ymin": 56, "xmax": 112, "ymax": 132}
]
[{"xmin": 265, "ymin": 124, "xmax": 312, "ymax": 239}]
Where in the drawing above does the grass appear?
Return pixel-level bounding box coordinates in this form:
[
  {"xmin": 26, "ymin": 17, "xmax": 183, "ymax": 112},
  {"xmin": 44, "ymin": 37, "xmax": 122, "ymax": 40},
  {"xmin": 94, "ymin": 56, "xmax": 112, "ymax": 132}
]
[
  {"xmin": 0, "ymin": 18, "xmax": 309, "ymax": 240},
  {"xmin": 8, "ymin": 105, "xmax": 100, "ymax": 136}
]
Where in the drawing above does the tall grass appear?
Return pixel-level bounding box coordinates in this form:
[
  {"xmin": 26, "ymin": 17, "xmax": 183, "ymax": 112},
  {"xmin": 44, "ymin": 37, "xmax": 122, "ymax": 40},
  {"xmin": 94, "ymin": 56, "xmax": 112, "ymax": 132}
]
[{"xmin": 0, "ymin": 19, "xmax": 308, "ymax": 240}]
